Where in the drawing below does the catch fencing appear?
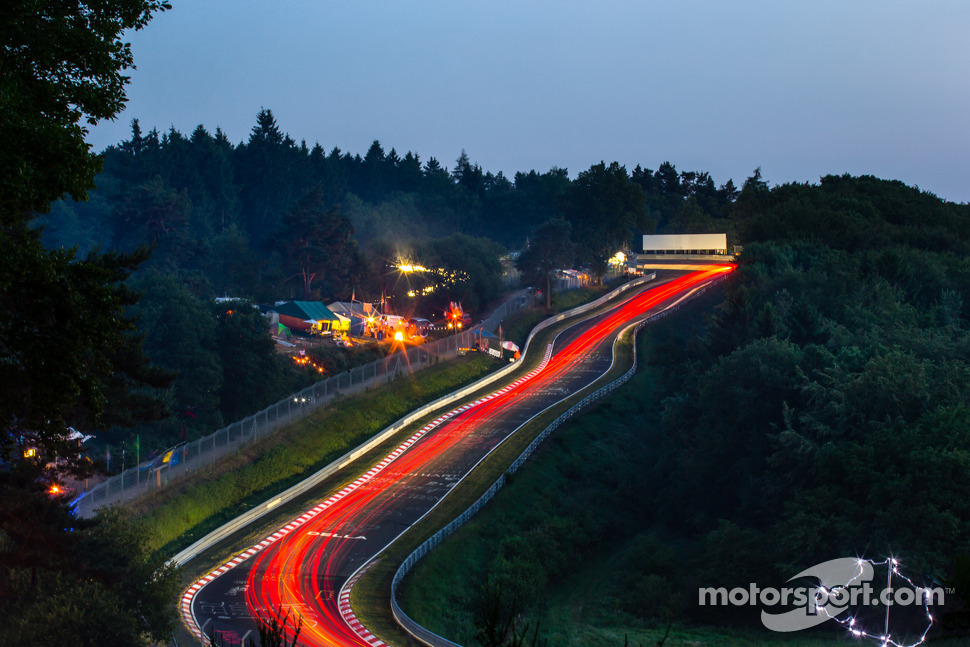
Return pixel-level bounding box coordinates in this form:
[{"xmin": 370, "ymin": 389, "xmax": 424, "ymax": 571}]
[
  {"xmin": 74, "ymin": 294, "xmax": 531, "ymax": 518},
  {"xmin": 388, "ymin": 275, "xmax": 726, "ymax": 647}
]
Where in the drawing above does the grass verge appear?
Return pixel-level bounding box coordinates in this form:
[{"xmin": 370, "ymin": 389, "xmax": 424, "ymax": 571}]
[
  {"xmin": 159, "ymin": 289, "xmax": 607, "ymax": 576},
  {"xmin": 156, "ymin": 282, "xmax": 639, "ymax": 645},
  {"xmin": 389, "ymin": 287, "xmax": 847, "ymax": 647},
  {"xmin": 504, "ymin": 284, "xmax": 618, "ymax": 347},
  {"xmin": 132, "ymin": 354, "xmax": 500, "ymax": 560},
  {"xmin": 349, "ymin": 299, "xmax": 642, "ymax": 646}
]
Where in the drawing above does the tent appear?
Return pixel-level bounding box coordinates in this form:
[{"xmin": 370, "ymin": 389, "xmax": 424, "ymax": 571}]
[
  {"xmin": 274, "ymin": 301, "xmax": 342, "ymax": 335},
  {"xmin": 327, "ymin": 301, "xmax": 373, "ymax": 336}
]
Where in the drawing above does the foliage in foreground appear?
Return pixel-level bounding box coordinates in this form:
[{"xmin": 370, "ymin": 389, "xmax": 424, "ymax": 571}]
[
  {"xmin": 205, "ymin": 605, "xmax": 303, "ymax": 647},
  {"xmin": 0, "ymin": 504, "xmax": 180, "ymax": 647},
  {"xmin": 2, "ymin": 3, "xmax": 179, "ymax": 645}
]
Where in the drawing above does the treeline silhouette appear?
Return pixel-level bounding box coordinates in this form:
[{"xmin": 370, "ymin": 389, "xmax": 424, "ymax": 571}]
[
  {"xmin": 450, "ymin": 174, "xmax": 970, "ymax": 642},
  {"xmin": 38, "ymin": 109, "xmax": 745, "ymax": 453},
  {"xmin": 41, "ymin": 109, "xmax": 744, "ymax": 302}
]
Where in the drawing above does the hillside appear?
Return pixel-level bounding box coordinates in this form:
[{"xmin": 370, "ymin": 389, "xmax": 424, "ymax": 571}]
[{"xmin": 399, "ymin": 175, "xmax": 970, "ymax": 645}]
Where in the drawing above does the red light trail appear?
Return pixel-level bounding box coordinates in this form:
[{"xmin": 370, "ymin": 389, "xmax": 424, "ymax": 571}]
[{"xmin": 182, "ymin": 267, "xmax": 732, "ymax": 646}]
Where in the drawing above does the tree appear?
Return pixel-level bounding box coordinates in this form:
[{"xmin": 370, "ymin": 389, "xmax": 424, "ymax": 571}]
[
  {"xmin": 111, "ymin": 175, "xmax": 193, "ymax": 260},
  {"xmin": 1, "ymin": 3, "xmax": 176, "ymax": 643},
  {"xmin": 398, "ymin": 150, "xmax": 424, "ymax": 192},
  {"xmin": 1, "ymin": 0, "xmax": 171, "ymax": 220},
  {"xmin": 0, "ymin": 506, "xmax": 181, "ymax": 647},
  {"xmin": 485, "ymin": 168, "xmax": 569, "ymax": 248},
  {"xmin": 402, "ymin": 234, "xmax": 507, "ymax": 315},
  {"xmin": 214, "ymin": 304, "xmax": 300, "ymax": 422},
  {"xmin": 234, "ymin": 108, "xmax": 301, "ymax": 244},
  {"xmin": 2, "ymin": 1, "xmax": 174, "ymax": 460},
  {"xmin": 654, "ymin": 161, "xmax": 683, "ymax": 198},
  {"xmin": 558, "ymin": 162, "xmax": 647, "ymax": 272},
  {"xmin": 206, "ymin": 223, "xmax": 263, "ymax": 297},
  {"xmin": 454, "ymin": 149, "xmax": 485, "ymax": 194},
  {"xmin": 0, "ymin": 234, "xmax": 174, "ymax": 469},
  {"xmin": 474, "ymin": 576, "xmax": 547, "ymax": 647},
  {"xmin": 278, "ymin": 185, "xmax": 355, "ymax": 300},
  {"xmin": 667, "ymin": 195, "xmax": 715, "ymax": 234},
  {"xmin": 732, "ymin": 166, "xmax": 771, "ymax": 220},
  {"xmin": 451, "ymin": 149, "xmax": 484, "ymax": 232},
  {"xmin": 361, "ymin": 139, "xmax": 386, "ymax": 202},
  {"xmin": 133, "ymin": 272, "xmax": 224, "ymax": 435},
  {"xmin": 516, "ymin": 217, "xmax": 573, "ymax": 310}
]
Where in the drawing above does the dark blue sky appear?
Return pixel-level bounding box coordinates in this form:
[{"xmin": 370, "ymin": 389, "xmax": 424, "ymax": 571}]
[{"xmin": 87, "ymin": 1, "xmax": 970, "ymax": 203}]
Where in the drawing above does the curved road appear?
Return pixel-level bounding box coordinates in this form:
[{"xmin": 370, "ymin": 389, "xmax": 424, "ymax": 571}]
[{"xmin": 182, "ymin": 267, "xmax": 731, "ymax": 646}]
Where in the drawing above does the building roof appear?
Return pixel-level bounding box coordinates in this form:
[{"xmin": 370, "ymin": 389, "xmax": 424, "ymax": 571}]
[
  {"xmin": 275, "ymin": 301, "xmax": 340, "ymax": 322},
  {"xmin": 327, "ymin": 301, "xmax": 372, "ymax": 317}
]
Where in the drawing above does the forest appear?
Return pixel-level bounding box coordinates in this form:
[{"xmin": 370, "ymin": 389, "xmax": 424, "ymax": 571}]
[
  {"xmin": 401, "ymin": 172, "xmax": 970, "ymax": 644},
  {"xmin": 648, "ymin": 175, "xmax": 970, "ymax": 622},
  {"xmin": 35, "ymin": 109, "xmax": 742, "ymax": 456},
  {"xmin": 8, "ymin": 3, "xmax": 970, "ymax": 645},
  {"xmin": 29, "ymin": 108, "xmax": 970, "ymax": 643}
]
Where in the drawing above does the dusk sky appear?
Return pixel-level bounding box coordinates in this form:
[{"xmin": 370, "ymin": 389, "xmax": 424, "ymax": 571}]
[{"xmin": 87, "ymin": 1, "xmax": 970, "ymax": 203}]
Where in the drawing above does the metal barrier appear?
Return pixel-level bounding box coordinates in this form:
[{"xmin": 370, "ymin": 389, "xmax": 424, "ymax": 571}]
[
  {"xmin": 74, "ymin": 293, "xmax": 543, "ymax": 518},
  {"xmin": 388, "ymin": 275, "xmax": 725, "ymax": 647},
  {"xmin": 77, "ymin": 330, "xmax": 466, "ymax": 517}
]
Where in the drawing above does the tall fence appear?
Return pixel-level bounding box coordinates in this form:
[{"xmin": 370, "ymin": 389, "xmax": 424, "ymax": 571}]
[
  {"xmin": 388, "ymin": 275, "xmax": 726, "ymax": 647},
  {"xmin": 74, "ymin": 295, "xmax": 533, "ymax": 518}
]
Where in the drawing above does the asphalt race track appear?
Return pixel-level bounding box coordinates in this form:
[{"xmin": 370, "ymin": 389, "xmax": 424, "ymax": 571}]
[{"xmin": 182, "ymin": 267, "xmax": 731, "ymax": 646}]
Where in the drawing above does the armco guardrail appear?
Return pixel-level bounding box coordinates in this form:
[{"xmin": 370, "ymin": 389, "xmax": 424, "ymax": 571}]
[
  {"xmin": 74, "ymin": 330, "xmax": 478, "ymax": 517},
  {"xmin": 167, "ymin": 278, "xmax": 653, "ymax": 566},
  {"xmin": 513, "ymin": 273, "xmax": 655, "ymax": 360},
  {"xmin": 76, "ymin": 295, "xmax": 536, "ymax": 519},
  {"xmin": 388, "ymin": 274, "xmax": 725, "ymax": 647},
  {"xmin": 168, "ymin": 329, "xmax": 525, "ymax": 566},
  {"xmin": 73, "ymin": 283, "xmax": 627, "ymax": 518}
]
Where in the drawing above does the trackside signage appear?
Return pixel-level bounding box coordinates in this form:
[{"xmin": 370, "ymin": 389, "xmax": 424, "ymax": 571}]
[{"xmin": 698, "ymin": 557, "xmax": 943, "ymax": 638}]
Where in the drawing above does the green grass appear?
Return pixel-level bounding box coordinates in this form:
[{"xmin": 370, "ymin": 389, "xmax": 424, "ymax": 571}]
[
  {"xmin": 551, "ymin": 283, "xmax": 615, "ymax": 312},
  {"xmin": 503, "ymin": 308, "xmax": 547, "ymax": 348},
  {"xmin": 165, "ymin": 302, "xmax": 597, "ymax": 645},
  {"xmin": 504, "ymin": 284, "xmax": 619, "ymax": 347},
  {"xmin": 151, "ymin": 281, "xmax": 648, "ymax": 645},
  {"xmin": 349, "ymin": 299, "xmax": 642, "ymax": 646},
  {"xmin": 389, "ymin": 287, "xmax": 852, "ymax": 647},
  {"xmin": 131, "ymin": 354, "xmax": 499, "ymax": 559}
]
